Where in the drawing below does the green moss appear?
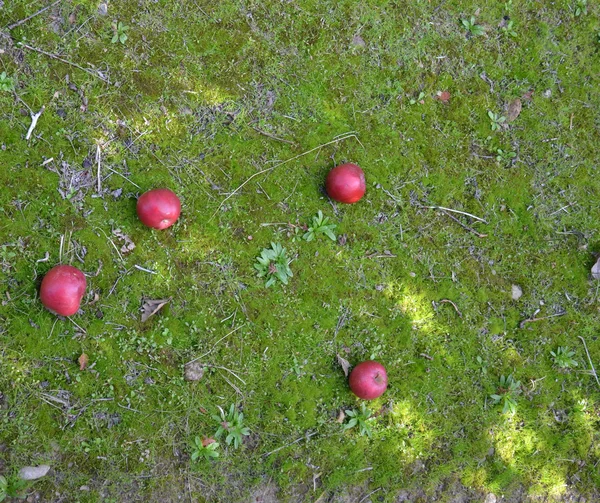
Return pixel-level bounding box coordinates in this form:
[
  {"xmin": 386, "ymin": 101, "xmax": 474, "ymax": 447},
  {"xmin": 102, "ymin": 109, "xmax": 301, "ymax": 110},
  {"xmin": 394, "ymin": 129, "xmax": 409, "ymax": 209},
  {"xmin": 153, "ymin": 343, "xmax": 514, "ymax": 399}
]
[{"xmin": 1, "ymin": 0, "xmax": 600, "ymax": 501}]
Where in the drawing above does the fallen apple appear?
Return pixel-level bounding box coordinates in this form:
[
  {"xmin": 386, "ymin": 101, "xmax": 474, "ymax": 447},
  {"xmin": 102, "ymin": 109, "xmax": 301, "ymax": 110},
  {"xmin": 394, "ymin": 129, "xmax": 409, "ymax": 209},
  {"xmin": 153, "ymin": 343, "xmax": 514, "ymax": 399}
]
[
  {"xmin": 325, "ymin": 163, "xmax": 366, "ymax": 204},
  {"xmin": 136, "ymin": 188, "xmax": 181, "ymax": 230},
  {"xmin": 348, "ymin": 360, "xmax": 387, "ymax": 400},
  {"xmin": 40, "ymin": 265, "xmax": 87, "ymax": 316}
]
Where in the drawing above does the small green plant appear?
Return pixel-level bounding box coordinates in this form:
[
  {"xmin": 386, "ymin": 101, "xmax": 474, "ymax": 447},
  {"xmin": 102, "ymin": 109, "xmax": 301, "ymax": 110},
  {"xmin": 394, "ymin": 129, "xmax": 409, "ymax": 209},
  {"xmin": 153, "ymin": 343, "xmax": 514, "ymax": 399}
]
[
  {"xmin": 212, "ymin": 404, "xmax": 251, "ymax": 449},
  {"xmin": 0, "ymin": 72, "xmax": 14, "ymax": 92},
  {"xmin": 409, "ymin": 91, "xmax": 426, "ymax": 105},
  {"xmin": 0, "ymin": 475, "xmax": 7, "ymax": 502},
  {"xmin": 343, "ymin": 403, "xmax": 374, "ymax": 438},
  {"xmin": 504, "ymin": 0, "xmax": 513, "ymax": 12},
  {"xmin": 254, "ymin": 242, "xmax": 293, "ymax": 287},
  {"xmin": 490, "ymin": 374, "xmax": 521, "ymax": 414},
  {"xmin": 574, "ymin": 0, "xmax": 587, "ymax": 17},
  {"xmin": 488, "ymin": 111, "xmax": 506, "ymax": 131},
  {"xmin": 111, "ymin": 21, "xmax": 129, "ymax": 44},
  {"xmin": 496, "ymin": 148, "xmax": 517, "ymax": 164},
  {"xmin": 551, "ymin": 346, "xmax": 578, "ymax": 369},
  {"xmin": 501, "ymin": 20, "xmax": 517, "ymax": 38},
  {"xmin": 476, "ymin": 356, "xmax": 488, "ymax": 375},
  {"xmin": 191, "ymin": 436, "xmax": 220, "ymax": 461},
  {"xmin": 461, "ymin": 16, "xmax": 485, "ymax": 36},
  {"xmin": 303, "ymin": 211, "xmax": 337, "ymax": 242}
]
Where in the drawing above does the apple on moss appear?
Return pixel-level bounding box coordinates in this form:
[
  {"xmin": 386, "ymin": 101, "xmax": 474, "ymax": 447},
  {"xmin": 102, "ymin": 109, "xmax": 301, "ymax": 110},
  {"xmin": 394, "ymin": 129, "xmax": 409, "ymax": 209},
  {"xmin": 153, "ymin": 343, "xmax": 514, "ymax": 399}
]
[
  {"xmin": 136, "ymin": 188, "xmax": 181, "ymax": 230},
  {"xmin": 325, "ymin": 163, "xmax": 366, "ymax": 204},
  {"xmin": 348, "ymin": 360, "xmax": 388, "ymax": 400},
  {"xmin": 40, "ymin": 265, "xmax": 87, "ymax": 316}
]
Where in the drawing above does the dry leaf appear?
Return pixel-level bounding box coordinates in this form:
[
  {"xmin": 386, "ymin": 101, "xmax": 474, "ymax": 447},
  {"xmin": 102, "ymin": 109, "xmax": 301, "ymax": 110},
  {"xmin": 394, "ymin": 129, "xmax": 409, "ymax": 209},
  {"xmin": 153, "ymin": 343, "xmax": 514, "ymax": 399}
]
[
  {"xmin": 336, "ymin": 410, "xmax": 346, "ymax": 423},
  {"xmin": 352, "ymin": 34, "xmax": 366, "ymax": 47},
  {"xmin": 507, "ymin": 98, "xmax": 522, "ymax": 122},
  {"xmin": 336, "ymin": 354, "xmax": 351, "ymax": 377},
  {"xmin": 113, "ymin": 229, "xmax": 135, "ymax": 254},
  {"xmin": 202, "ymin": 437, "xmax": 216, "ymax": 447},
  {"xmin": 140, "ymin": 298, "xmax": 171, "ymax": 322},
  {"xmin": 184, "ymin": 361, "xmax": 205, "ymax": 382},
  {"xmin": 68, "ymin": 12, "xmax": 77, "ymax": 24},
  {"xmin": 591, "ymin": 257, "xmax": 600, "ymax": 279},
  {"xmin": 19, "ymin": 465, "xmax": 50, "ymax": 481},
  {"xmin": 78, "ymin": 353, "xmax": 89, "ymax": 371},
  {"xmin": 435, "ymin": 91, "xmax": 451, "ymax": 104},
  {"xmin": 521, "ymin": 89, "xmax": 534, "ymax": 101}
]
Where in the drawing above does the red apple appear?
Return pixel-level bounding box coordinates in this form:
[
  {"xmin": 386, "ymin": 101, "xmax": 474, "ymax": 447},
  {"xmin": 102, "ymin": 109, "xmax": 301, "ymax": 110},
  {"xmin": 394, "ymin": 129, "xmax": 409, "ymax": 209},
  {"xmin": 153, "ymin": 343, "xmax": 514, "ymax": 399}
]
[
  {"xmin": 348, "ymin": 360, "xmax": 387, "ymax": 400},
  {"xmin": 40, "ymin": 265, "xmax": 87, "ymax": 316},
  {"xmin": 325, "ymin": 163, "xmax": 366, "ymax": 204},
  {"xmin": 136, "ymin": 188, "xmax": 181, "ymax": 230}
]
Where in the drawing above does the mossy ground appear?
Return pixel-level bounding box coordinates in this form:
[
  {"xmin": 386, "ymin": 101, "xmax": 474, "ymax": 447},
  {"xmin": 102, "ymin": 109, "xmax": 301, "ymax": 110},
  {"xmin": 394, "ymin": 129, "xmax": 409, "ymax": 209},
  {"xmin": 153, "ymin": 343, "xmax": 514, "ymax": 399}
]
[{"xmin": 1, "ymin": 0, "xmax": 600, "ymax": 501}]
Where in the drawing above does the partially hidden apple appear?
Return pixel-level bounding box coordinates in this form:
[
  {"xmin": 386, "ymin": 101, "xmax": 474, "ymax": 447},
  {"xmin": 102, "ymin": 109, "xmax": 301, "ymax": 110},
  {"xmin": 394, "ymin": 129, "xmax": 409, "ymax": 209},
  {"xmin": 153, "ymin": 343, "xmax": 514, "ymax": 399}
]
[
  {"xmin": 348, "ymin": 360, "xmax": 388, "ymax": 400},
  {"xmin": 325, "ymin": 163, "xmax": 366, "ymax": 204},
  {"xmin": 40, "ymin": 265, "xmax": 87, "ymax": 316},
  {"xmin": 136, "ymin": 188, "xmax": 181, "ymax": 230}
]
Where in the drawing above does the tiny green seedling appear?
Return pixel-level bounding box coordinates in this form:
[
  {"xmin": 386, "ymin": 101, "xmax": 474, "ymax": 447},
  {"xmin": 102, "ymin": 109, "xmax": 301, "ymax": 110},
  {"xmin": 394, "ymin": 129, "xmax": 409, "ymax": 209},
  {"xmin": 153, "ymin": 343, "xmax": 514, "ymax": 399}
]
[
  {"xmin": 254, "ymin": 242, "xmax": 293, "ymax": 287},
  {"xmin": 476, "ymin": 356, "xmax": 488, "ymax": 375},
  {"xmin": 343, "ymin": 403, "xmax": 374, "ymax": 438},
  {"xmin": 461, "ymin": 16, "xmax": 485, "ymax": 36},
  {"xmin": 501, "ymin": 20, "xmax": 517, "ymax": 38},
  {"xmin": 303, "ymin": 210, "xmax": 337, "ymax": 242},
  {"xmin": 191, "ymin": 436, "xmax": 220, "ymax": 461},
  {"xmin": 574, "ymin": 0, "xmax": 587, "ymax": 17},
  {"xmin": 490, "ymin": 374, "xmax": 521, "ymax": 414},
  {"xmin": 0, "ymin": 476, "xmax": 6, "ymax": 502},
  {"xmin": 111, "ymin": 21, "xmax": 129, "ymax": 44},
  {"xmin": 496, "ymin": 148, "xmax": 517, "ymax": 164},
  {"xmin": 551, "ymin": 347, "xmax": 578, "ymax": 369},
  {"xmin": 0, "ymin": 72, "xmax": 14, "ymax": 92},
  {"xmin": 488, "ymin": 111, "xmax": 506, "ymax": 131},
  {"xmin": 409, "ymin": 91, "xmax": 426, "ymax": 105},
  {"xmin": 212, "ymin": 404, "xmax": 251, "ymax": 449}
]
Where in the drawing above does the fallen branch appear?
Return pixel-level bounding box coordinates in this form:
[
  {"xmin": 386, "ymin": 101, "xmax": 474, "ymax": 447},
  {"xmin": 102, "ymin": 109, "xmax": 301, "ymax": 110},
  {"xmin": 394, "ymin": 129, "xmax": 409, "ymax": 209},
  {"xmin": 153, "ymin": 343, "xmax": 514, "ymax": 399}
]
[
  {"xmin": 251, "ymin": 126, "xmax": 297, "ymax": 146},
  {"xmin": 6, "ymin": 0, "xmax": 62, "ymax": 30},
  {"xmin": 439, "ymin": 209, "xmax": 488, "ymax": 238},
  {"xmin": 419, "ymin": 205, "xmax": 488, "ymax": 224},
  {"xmin": 420, "ymin": 353, "xmax": 434, "ymax": 361},
  {"xmin": 19, "ymin": 42, "xmax": 110, "ymax": 83},
  {"xmin": 264, "ymin": 431, "xmax": 318, "ymax": 457},
  {"xmin": 96, "ymin": 144, "xmax": 102, "ymax": 193},
  {"xmin": 25, "ymin": 106, "xmax": 45, "ymax": 140},
  {"xmin": 439, "ymin": 299, "xmax": 462, "ymax": 318},
  {"xmin": 211, "ymin": 132, "xmax": 360, "ymax": 219},
  {"xmin": 578, "ymin": 336, "xmax": 600, "ymax": 390},
  {"xmin": 519, "ymin": 311, "xmax": 566, "ymax": 329}
]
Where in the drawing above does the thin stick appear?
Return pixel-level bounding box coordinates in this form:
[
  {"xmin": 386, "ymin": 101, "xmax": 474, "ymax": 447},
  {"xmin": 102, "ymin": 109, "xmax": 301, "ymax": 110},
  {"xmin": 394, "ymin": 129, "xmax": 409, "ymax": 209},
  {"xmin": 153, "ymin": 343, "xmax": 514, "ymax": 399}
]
[
  {"xmin": 96, "ymin": 144, "xmax": 101, "ymax": 194},
  {"xmin": 186, "ymin": 325, "xmax": 244, "ymax": 364},
  {"xmin": 439, "ymin": 209, "xmax": 488, "ymax": 238},
  {"xmin": 25, "ymin": 106, "xmax": 45, "ymax": 140},
  {"xmin": 578, "ymin": 336, "xmax": 600, "ymax": 390},
  {"xmin": 134, "ymin": 264, "xmax": 157, "ymax": 274},
  {"xmin": 251, "ymin": 126, "xmax": 297, "ymax": 145},
  {"xmin": 519, "ymin": 311, "xmax": 566, "ymax": 328},
  {"xmin": 219, "ymin": 372, "xmax": 242, "ymax": 395},
  {"xmin": 19, "ymin": 43, "xmax": 110, "ymax": 84},
  {"xmin": 104, "ymin": 165, "xmax": 141, "ymax": 189},
  {"xmin": 211, "ymin": 365, "xmax": 246, "ymax": 385},
  {"xmin": 211, "ymin": 133, "xmax": 359, "ymax": 218},
  {"xmin": 264, "ymin": 431, "xmax": 318, "ymax": 457},
  {"xmin": 7, "ymin": 0, "xmax": 62, "ymax": 30},
  {"xmin": 68, "ymin": 317, "xmax": 86, "ymax": 334},
  {"xmin": 359, "ymin": 488, "xmax": 381, "ymax": 503},
  {"xmin": 440, "ymin": 299, "xmax": 462, "ymax": 318},
  {"xmin": 419, "ymin": 205, "xmax": 488, "ymax": 224}
]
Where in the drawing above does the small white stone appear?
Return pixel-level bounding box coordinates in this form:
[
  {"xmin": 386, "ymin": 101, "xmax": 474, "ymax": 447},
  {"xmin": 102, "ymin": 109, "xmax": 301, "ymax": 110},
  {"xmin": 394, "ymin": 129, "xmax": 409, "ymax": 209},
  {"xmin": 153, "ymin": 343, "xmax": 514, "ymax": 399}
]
[{"xmin": 511, "ymin": 284, "xmax": 523, "ymax": 300}]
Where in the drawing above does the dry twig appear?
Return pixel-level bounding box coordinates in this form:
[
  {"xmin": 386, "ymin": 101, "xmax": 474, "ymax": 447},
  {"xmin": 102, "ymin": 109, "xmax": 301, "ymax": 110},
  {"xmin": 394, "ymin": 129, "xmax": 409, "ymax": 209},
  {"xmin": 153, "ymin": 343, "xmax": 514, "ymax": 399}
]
[
  {"xmin": 211, "ymin": 132, "xmax": 360, "ymax": 218},
  {"xmin": 6, "ymin": 0, "xmax": 62, "ymax": 30},
  {"xmin": 578, "ymin": 336, "xmax": 600, "ymax": 390}
]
